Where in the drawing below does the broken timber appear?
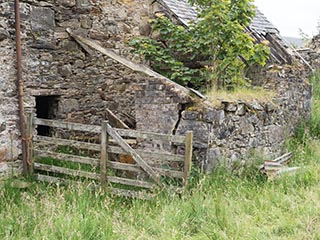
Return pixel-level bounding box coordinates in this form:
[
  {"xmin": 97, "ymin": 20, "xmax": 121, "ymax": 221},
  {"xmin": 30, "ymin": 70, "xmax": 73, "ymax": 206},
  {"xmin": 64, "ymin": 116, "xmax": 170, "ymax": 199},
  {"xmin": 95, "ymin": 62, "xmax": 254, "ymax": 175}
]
[
  {"xmin": 65, "ymin": 28, "xmax": 191, "ymax": 99},
  {"xmin": 260, "ymin": 152, "xmax": 300, "ymax": 179},
  {"xmin": 105, "ymin": 108, "xmax": 129, "ymax": 129}
]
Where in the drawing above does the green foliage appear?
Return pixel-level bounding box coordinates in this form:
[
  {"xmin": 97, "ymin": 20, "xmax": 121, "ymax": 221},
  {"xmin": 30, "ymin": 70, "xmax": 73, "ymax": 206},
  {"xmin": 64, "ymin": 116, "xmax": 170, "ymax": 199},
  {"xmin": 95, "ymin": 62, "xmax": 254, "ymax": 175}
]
[
  {"xmin": 286, "ymin": 71, "xmax": 320, "ymax": 166},
  {"xmin": 129, "ymin": 0, "xmax": 270, "ymax": 90},
  {"xmin": 309, "ymin": 71, "xmax": 320, "ymax": 137}
]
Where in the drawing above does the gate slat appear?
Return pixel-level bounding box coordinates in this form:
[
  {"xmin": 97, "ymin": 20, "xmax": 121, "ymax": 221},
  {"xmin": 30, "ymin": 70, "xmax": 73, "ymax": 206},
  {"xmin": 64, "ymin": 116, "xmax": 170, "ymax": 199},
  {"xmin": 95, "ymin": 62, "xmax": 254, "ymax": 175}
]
[
  {"xmin": 111, "ymin": 188, "xmax": 154, "ymax": 200},
  {"xmin": 34, "ymin": 163, "xmax": 99, "ymax": 180},
  {"xmin": 35, "ymin": 136, "xmax": 100, "ymax": 151},
  {"xmin": 35, "ymin": 118, "xmax": 101, "ymax": 133},
  {"xmin": 114, "ymin": 128, "xmax": 185, "ymax": 143},
  {"xmin": 35, "ymin": 174, "xmax": 73, "ymax": 184},
  {"xmin": 34, "ymin": 136, "xmax": 136, "ymax": 150},
  {"xmin": 108, "ymin": 161, "xmax": 143, "ymax": 173},
  {"xmin": 34, "ymin": 149, "xmax": 99, "ymax": 166},
  {"xmin": 108, "ymin": 145, "xmax": 184, "ymax": 162},
  {"xmin": 108, "ymin": 161, "xmax": 184, "ymax": 178},
  {"xmin": 107, "ymin": 176, "xmax": 155, "ymax": 189}
]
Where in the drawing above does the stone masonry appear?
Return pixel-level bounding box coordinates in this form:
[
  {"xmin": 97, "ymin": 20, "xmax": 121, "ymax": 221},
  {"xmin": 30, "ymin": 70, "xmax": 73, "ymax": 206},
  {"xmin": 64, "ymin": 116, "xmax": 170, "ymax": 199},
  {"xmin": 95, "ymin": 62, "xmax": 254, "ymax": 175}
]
[
  {"xmin": 0, "ymin": 0, "xmax": 157, "ymax": 176},
  {"xmin": 298, "ymin": 34, "xmax": 320, "ymax": 71},
  {"xmin": 136, "ymin": 66, "xmax": 312, "ymax": 172},
  {"xmin": 0, "ymin": 0, "xmax": 313, "ymax": 176}
]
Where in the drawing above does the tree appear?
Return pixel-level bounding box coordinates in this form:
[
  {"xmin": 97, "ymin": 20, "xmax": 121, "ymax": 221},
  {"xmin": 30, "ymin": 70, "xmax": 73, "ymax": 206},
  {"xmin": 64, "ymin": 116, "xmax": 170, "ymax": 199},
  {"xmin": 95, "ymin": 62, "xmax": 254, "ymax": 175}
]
[{"xmin": 129, "ymin": 0, "xmax": 270, "ymax": 91}]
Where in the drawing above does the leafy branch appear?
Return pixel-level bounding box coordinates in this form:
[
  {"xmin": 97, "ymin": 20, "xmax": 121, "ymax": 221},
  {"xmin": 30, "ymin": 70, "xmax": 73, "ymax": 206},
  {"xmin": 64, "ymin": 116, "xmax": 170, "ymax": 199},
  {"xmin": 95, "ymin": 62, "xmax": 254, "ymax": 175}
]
[{"xmin": 129, "ymin": 0, "xmax": 270, "ymax": 91}]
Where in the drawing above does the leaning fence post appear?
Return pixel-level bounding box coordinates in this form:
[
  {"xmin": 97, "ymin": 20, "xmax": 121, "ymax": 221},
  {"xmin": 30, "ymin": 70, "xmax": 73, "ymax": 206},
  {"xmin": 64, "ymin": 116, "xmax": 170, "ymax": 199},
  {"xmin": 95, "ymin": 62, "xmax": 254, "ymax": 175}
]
[
  {"xmin": 183, "ymin": 131, "xmax": 193, "ymax": 186},
  {"xmin": 26, "ymin": 111, "xmax": 34, "ymax": 175},
  {"xmin": 100, "ymin": 121, "xmax": 108, "ymax": 188}
]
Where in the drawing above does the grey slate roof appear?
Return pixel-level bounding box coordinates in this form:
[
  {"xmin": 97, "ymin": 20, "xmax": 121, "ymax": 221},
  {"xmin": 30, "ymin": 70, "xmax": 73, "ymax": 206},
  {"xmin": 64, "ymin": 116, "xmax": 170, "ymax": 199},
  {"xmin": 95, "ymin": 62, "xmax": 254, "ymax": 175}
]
[
  {"xmin": 158, "ymin": 0, "xmax": 279, "ymax": 35},
  {"xmin": 158, "ymin": 0, "xmax": 198, "ymax": 26},
  {"xmin": 250, "ymin": 8, "xmax": 279, "ymax": 35}
]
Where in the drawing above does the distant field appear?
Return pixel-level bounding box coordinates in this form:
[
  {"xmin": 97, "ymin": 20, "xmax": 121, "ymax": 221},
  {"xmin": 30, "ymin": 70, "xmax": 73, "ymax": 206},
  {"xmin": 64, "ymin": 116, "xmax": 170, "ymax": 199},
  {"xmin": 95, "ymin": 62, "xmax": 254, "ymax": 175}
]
[{"xmin": 1, "ymin": 72, "xmax": 320, "ymax": 240}]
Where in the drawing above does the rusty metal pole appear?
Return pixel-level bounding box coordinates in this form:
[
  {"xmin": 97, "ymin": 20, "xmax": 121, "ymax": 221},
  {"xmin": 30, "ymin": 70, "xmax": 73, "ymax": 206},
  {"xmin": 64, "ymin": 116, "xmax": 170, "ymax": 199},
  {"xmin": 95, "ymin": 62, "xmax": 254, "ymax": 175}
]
[{"xmin": 14, "ymin": 0, "xmax": 29, "ymax": 174}]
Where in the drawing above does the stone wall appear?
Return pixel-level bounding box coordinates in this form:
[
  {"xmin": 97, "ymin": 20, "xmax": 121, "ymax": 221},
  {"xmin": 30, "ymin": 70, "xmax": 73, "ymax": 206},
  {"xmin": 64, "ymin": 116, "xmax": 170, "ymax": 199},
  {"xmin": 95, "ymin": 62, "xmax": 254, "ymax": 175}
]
[
  {"xmin": 0, "ymin": 0, "xmax": 313, "ymax": 176},
  {"xmin": 0, "ymin": 0, "xmax": 192, "ymax": 176},
  {"xmin": 0, "ymin": 0, "xmax": 173, "ymax": 178},
  {"xmin": 298, "ymin": 34, "xmax": 320, "ymax": 71},
  {"xmin": 0, "ymin": 0, "xmax": 155, "ymax": 168},
  {"xmin": 0, "ymin": 2, "xmax": 20, "ymax": 171},
  {"xmin": 135, "ymin": 66, "xmax": 312, "ymax": 172}
]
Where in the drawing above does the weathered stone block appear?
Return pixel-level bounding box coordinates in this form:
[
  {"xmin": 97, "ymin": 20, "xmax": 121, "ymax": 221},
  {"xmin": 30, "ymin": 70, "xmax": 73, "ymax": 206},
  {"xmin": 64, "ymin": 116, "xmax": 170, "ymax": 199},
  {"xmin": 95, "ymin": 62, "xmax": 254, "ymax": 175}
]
[
  {"xmin": 204, "ymin": 147, "xmax": 222, "ymax": 173},
  {"xmin": 203, "ymin": 109, "xmax": 225, "ymax": 123},
  {"xmin": 0, "ymin": 29, "xmax": 9, "ymax": 41},
  {"xmin": 0, "ymin": 148, "xmax": 7, "ymax": 163},
  {"xmin": 80, "ymin": 15, "xmax": 92, "ymax": 29},
  {"xmin": 266, "ymin": 102, "xmax": 278, "ymax": 112},
  {"xmin": 248, "ymin": 115, "xmax": 260, "ymax": 125},
  {"xmin": 56, "ymin": 0, "xmax": 76, "ymax": 7},
  {"xmin": 58, "ymin": 64, "xmax": 73, "ymax": 77},
  {"xmin": 216, "ymin": 124, "xmax": 235, "ymax": 140},
  {"xmin": 182, "ymin": 110, "xmax": 200, "ymax": 120},
  {"xmin": 235, "ymin": 103, "xmax": 246, "ymax": 116},
  {"xmin": 239, "ymin": 118, "xmax": 254, "ymax": 135},
  {"xmin": 267, "ymin": 125, "xmax": 286, "ymax": 144},
  {"xmin": 177, "ymin": 120, "xmax": 210, "ymax": 145},
  {"xmin": 0, "ymin": 121, "xmax": 6, "ymax": 133},
  {"xmin": 249, "ymin": 100, "xmax": 264, "ymax": 111},
  {"xmin": 225, "ymin": 103, "xmax": 237, "ymax": 112},
  {"xmin": 31, "ymin": 6, "xmax": 55, "ymax": 32},
  {"xmin": 59, "ymin": 99, "xmax": 79, "ymax": 113}
]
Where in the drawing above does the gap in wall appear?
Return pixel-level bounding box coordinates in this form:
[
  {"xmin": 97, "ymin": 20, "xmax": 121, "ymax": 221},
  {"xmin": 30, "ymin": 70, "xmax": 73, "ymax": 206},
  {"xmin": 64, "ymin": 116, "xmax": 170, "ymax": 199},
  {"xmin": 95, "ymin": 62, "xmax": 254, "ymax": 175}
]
[{"xmin": 35, "ymin": 95, "xmax": 60, "ymax": 136}]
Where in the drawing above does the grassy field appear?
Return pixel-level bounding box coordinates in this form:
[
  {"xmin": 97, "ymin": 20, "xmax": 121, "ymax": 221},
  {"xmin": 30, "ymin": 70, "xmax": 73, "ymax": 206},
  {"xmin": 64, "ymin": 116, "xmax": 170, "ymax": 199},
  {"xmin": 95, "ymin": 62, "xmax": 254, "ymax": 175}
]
[{"xmin": 1, "ymin": 72, "xmax": 320, "ymax": 240}]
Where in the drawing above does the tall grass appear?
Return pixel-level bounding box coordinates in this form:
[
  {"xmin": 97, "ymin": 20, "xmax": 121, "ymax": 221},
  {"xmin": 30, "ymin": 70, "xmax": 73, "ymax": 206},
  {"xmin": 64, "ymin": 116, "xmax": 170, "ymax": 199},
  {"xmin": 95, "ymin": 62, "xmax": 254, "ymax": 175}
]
[
  {"xmin": 1, "ymin": 72, "xmax": 320, "ymax": 239},
  {"xmin": 2, "ymin": 166, "xmax": 320, "ymax": 239}
]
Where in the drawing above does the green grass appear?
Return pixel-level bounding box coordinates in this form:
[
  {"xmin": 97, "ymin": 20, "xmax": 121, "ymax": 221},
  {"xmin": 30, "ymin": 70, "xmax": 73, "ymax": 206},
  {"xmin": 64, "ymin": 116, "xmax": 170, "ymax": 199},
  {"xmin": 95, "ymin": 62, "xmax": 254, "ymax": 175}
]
[
  {"xmin": 207, "ymin": 86, "xmax": 276, "ymax": 107},
  {"xmin": 2, "ymin": 166, "xmax": 320, "ymax": 239},
  {"xmin": 1, "ymin": 72, "xmax": 320, "ymax": 239}
]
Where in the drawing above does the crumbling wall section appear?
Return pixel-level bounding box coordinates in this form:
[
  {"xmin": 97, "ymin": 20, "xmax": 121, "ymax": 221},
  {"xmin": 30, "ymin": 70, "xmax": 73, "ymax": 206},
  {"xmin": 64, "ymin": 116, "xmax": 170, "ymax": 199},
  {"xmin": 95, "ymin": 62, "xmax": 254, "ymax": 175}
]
[
  {"xmin": 136, "ymin": 67, "xmax": 312, "ymax": 172},
  {"xmin": 298, "ymin": 35, "xmax": 320, "ymax": 71}
]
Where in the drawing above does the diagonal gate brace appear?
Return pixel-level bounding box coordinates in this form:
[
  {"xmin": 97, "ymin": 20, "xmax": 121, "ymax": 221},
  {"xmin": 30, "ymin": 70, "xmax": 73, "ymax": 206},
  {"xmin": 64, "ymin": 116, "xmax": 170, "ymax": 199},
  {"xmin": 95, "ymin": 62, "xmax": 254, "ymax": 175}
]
[{"xmin": 106, "ymin": 123, "xmax": 162, "ymax": 186}]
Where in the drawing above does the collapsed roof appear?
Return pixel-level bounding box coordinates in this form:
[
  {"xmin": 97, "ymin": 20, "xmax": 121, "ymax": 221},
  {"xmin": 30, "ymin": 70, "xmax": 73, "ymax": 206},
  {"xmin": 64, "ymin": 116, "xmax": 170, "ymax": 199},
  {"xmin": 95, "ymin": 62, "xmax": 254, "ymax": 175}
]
[{"xmin": 155, "ymin": 0, "xmax": 292, "ymax": 65}]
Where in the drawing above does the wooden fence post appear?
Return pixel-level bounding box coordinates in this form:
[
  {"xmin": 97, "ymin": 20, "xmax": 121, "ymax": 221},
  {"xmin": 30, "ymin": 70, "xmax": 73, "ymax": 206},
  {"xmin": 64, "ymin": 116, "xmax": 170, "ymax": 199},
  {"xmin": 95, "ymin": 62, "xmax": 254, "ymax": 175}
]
[
  {"xmin": 26, "ymin": 111, "xmax": 34, "ymax": 175},
  {"xmin": 100, "ymin": 121, "xmax": 108, "ymax": 188},
  {"xmin": 184, "ymin": 131, "xmax": 193, "ymax": 186}
]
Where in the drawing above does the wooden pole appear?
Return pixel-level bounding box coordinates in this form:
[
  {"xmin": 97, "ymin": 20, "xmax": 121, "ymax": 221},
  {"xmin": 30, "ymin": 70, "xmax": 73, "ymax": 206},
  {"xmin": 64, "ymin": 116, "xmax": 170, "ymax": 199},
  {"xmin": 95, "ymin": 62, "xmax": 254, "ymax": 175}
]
[
  {"xmin": 14, "ymin": 0, "xmax": 28, "ymax": 175},
  {"xmin": 183, "ymin": 131, "xmax": 193, "ymax": 186},
  {"xmin": 26, "ymin": 112, "xmax": 34, "ymax": 174},
  {"xmin": 100, "ymin": 121, "xmax": 108, "ymax": 188}
]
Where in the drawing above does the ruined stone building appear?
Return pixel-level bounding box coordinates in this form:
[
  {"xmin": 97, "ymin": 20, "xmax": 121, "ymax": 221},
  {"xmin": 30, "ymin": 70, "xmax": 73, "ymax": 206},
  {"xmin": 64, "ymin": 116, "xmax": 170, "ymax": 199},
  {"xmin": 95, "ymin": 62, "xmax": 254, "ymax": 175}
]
[
  {"xmin": 0, "ymin": 0, "xmax": 312, "ymax": 176},
  {"xmin": 298, "ymin": 34, "xmax": 320, "ymax": 71}
]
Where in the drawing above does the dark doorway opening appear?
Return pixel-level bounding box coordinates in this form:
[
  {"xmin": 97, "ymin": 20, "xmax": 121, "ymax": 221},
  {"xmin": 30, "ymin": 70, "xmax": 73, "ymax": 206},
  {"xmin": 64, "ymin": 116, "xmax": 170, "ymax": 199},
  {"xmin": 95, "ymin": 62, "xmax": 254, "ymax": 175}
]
[{"xmin": 35, "ymin": 96, "xmax": 59, "ymax": 136}]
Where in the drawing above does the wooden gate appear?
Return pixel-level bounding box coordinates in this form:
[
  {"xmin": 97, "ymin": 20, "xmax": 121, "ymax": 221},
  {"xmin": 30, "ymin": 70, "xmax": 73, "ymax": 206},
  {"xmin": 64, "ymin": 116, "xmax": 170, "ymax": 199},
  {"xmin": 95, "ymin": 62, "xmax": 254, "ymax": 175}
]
[{"xmin": 29, "ymin": 116, "xmax": 193, "ymax": 198}]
